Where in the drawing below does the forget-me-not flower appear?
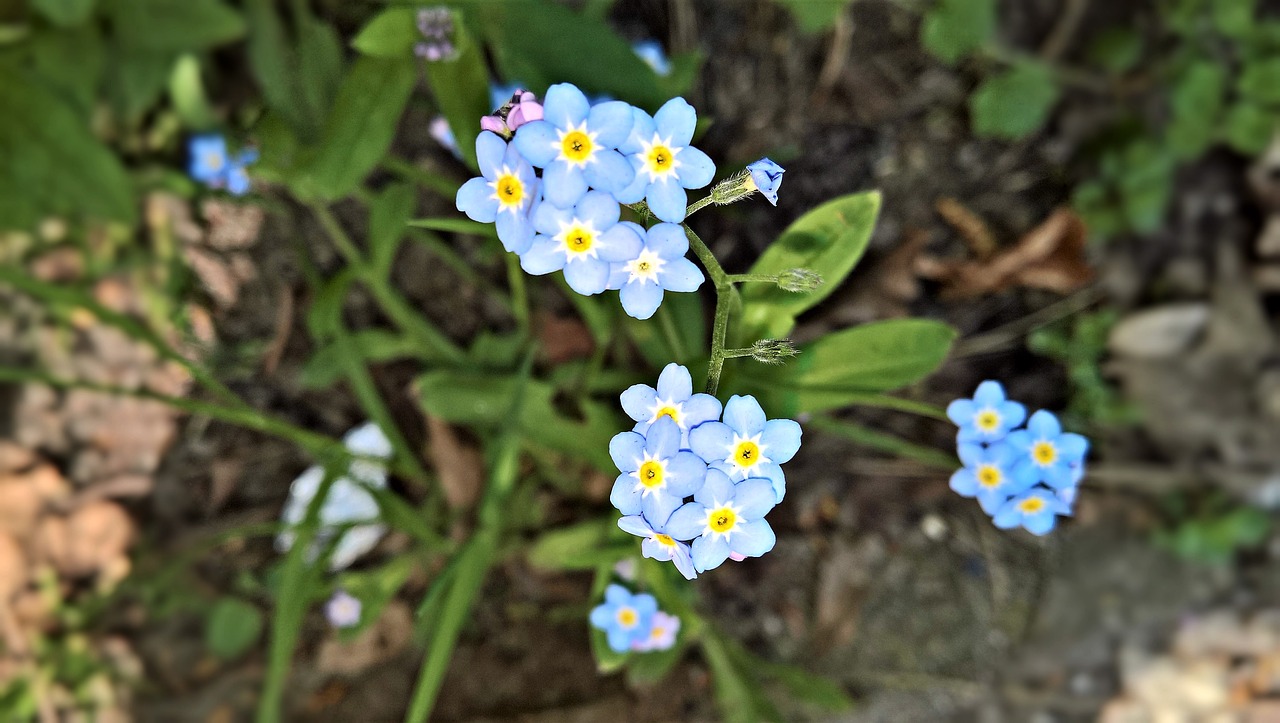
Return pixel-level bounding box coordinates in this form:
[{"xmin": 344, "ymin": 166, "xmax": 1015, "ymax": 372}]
[
  {"xmin": 618, "ymin": 514, "xmax": 697, "ymax": 581},
  {"xmin": 521, "ymin": 190, "xmax": 641, "ymax": 295},
  {"xmin": 589, "ymin": 584, "xmax": 657, "ymax": 653},
  {"xmin": 606, "ymin": 222, "xmax": 705, "ymax": 319},
  {"xmin": 689, "ymin": 394, "xmax": 801, "ymax": 503},
  {"xmin": 633, "ymin": 611, "xmax": 680, "ymax": 652},
  {"xmin": 613, "ymin": 98, "xmax": 716, "ymax": 223},
  {"xmin": 610, "ymin": 416, "xmax": 708, "ymax": 529},
  {"xmin": 1007, "ymin": 410, "xmax": 1089, "ymax": 489},
  {"xmin": 746, "ymin": 158, "xmax": 785, "ymax": 206},
  {"xmin": 513, "ymin": 83, "xmax": 636, "ymax": 207},
  {"xmin": 189, "ymin": 135, "xmax": 257, "ymax": 196},
  {"xmin": 946, "ymin": 380, "xmax": 1027, "ymax": 444},
  {"xmin": 992, "ymin": 487, "xmax": 1071, "ymax": 536},
  {"xmin": 429, "ymin": 116, "xmax": 461, "ymax": 159},
  {"xmin": 950, "ymin": 441, "xmax": 1027, "ymax": 515},
  {"xmin": 456, "ymin": 131, "xmax": 539, "ymax": 254},
  {"xmin": 620, "ymin": 362, "xmax": 721, "ymax": 445},
  {"xmin": 325, "ymin": 590, "xmax": 362, "ymax": 629},
  {"xmin": 633, "ymin": 40, "xmax": 672, "ymax": 76},
  {"xmin": 665, "ymin": 469, "xmax": 777, "ymax": 572}
]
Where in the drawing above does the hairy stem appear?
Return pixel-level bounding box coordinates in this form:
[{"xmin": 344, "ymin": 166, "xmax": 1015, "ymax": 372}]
[
  {"xmin": 685, "ymin": 194, "xmax": 715, "ymax": 218},
  {"xmin": 682, "ymin": 225, "xmax": 732, "ymax": 396},
  {"xmin": 725, "ymin": 273, "xmax": 778, "ymax": 285}
]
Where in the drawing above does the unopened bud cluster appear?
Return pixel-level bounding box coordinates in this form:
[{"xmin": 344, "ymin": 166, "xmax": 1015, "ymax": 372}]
[
  {"xmin": 776, "ymin": 268, "xmax": 823, "ymax": 293},
  {"xmin": 750, "ymin": 339, "xmax": 800, "ymax": 365}
]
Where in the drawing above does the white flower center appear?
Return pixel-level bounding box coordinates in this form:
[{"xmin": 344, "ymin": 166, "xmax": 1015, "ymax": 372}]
[{"xmin": 626, "ymin": 247, "xmax": 666, "ymax": 285}]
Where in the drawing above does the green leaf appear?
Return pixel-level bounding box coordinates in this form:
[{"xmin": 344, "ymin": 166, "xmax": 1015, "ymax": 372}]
[
  {"xmin": 351, "ymin": 7, "xmax": 419, "ymax": 58},
  {"xmin": 32, "ymin": 0, "xmax": 95, "ymax": 26},
  {"xmin": 244, "ymin": 0, "xmax": 342, "ymax": 144},
  {"xmin": 1086, "ymin": 27, "xmax": 1142, "ymax": 74},
  {"xmin": 334, "ymin": 557, "xmax": 415, "ymax": 637},
  {"xmin": 1223, "ymin": 101, "xmax": 1275, "ymax": 155},
  {"xmin": 306, "ymin": 55, "xmax": 417, "ymax": 200},
  {"xmin": 738, "ymin": 191, "xmax": 881, "ymax": 341},
  {"xmin": 422, "ymin": 15, "xmax": 490, "ymax": 169},
  {"xmin": 740, "ymin": 319, "xmax": 957, "ymax": 417},
  {"xmin": 1167, "ymin": 62, "xmax": 1225, "ymax": 160},
  {"xmin": 206, "ymin": 597, "xmax": 264, "ymax": 660},
  {"xmin": 1212, "ymin": 0, "xmax": 1254, "ymax": 37},
  {"xmin": 104, "ymin": 44, "xmax": 176, "ymax": 121},
  {"xmin": 168, "ymin": 54, "xmax": 217, "ymax": 130},
  {"xmin": 970, "ymin": 60, "xmax": 1060, "ymax": 139},
  {"xmin": 369, "ymin": 183, "xmax": 417, "ymax": 275},
  {"xmin": 111, "ymin": 0, "xmax": 245, "ymax": 52},
  {"xmin": 300, "ymin": 329, "xmax": 424, "ymax": 389},
  {"xmin": 921, "ymin": 0, "xmax": 996, "ymax": 64},
  {"xmin": 26, "ymin": 22, "xmax": 104, "ymax": 115},
  {"xmin": 408, "ymin": 218, "xmax": 497, "ymax": 236},
  {"xmin": 775, "ymin": 0, "xmax": 851, "ymax": 33},
  {"xmin": 527, "ymin": 518, "xmax": 632, "ymax": 571},
  {"xmin": 1239, "ymin": 58, "xmax": 1280, "ymax": 104},
  {"xmin": 625, "ymin": 290, "xmax": 706, "ymax": 368}
]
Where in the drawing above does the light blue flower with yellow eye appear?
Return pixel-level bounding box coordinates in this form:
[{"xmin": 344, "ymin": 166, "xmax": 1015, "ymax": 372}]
[
  {"xmin": 1007, "ymin": 410, "xmax": 1089, "ymax": 489},
  {"xmin": 950, "ymin": 441, "xmax": 1029, "ymax": 515},
  {"xmin": 609, "ymin": 416, "xmax": 708, "ymax": 528},
  {"xmin": 456, "ymin": 131, "xmax": 539, "ymax": 255},
  {"xmin": 605, "ymin": 222, "xmax": 704, "ymax": 320},
  {"xmin": 189, "ymin": 134, "xmax": 229, "ymax": 183},
  {"xmin": 665, "ymin": 469, "xmax": 777, "ymax": 572},
  {"xmin": 512, "ymin": 83, "xmax": 636, "ymax": 208},
  {"xmin": 947, "ymin": 380, "xmax": 1027, "ymax": 444},
  {"xmin": 613, "ymin": 98, "xmax": 716, "ymax": 223},
  {"xmin": 992, "ymin": 488, "xmax": 1071, "ymax": 536},
  {"xmin": 620, "ymin": 362, "xmax": 721, "ymax": 446},
  {"xmin": 633, "ymin": 40, "xmax": 672, "ymax": 76},
  {"xmin": 589, "ymin": 584, "xmax": 657, "ymax": 653},
  {"xmin": 689, "ymin": 394, "xmax": 801, "ymax": 503},
  {"xmin": 746, "ymin": 158, "xmax": 785, "ymax": 206},
  {"xmin": 520, "ymin": 190, "xmax": 642, "ymax": 295},
  {"xmin": 618, "ymin": 514, "xmax": 697, "ymax": 580}
]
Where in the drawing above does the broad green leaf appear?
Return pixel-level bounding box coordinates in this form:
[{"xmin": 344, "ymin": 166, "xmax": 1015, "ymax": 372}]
[
  {"xmin": 422, "ymin": 15, "xmax": 490, "ymax": 169},
  {"xmin": 168, "ymin": 54, "xmax": 217, "ymax": 130},
  {"xmin": 1086, "ymin": 27, "xmax": 1142, "ymax": 73},
  {"xmin": 738, "ymin": 191, "xmax": 881, "ymax": 341},
  {"xmin": 920, "ymin": 0, "xmax": 996, "ymax": 64},
  {"xmin": 296, "ymin": 14, "xmax": 344, "ymax": 131},
  {"xmin": 351, "ymin": 7, "xmax": 419, "ymax": 58},
  {"xmin": 111, "ymin": 0, "xmax": 245, "ymax": 52},
  {"xmin": 527, "ymin": 518, "xmax": 632, "ymax": 571},
  {"xmin": 1223, "ymin": 101, "xmax": 1274, "ymax": 155},
  {"xmin": 369, "ymin": 183, "xmax": 417, "ymax": 275},
  {"xmin": 306, "ymin": 55, "xmax": 416, "ymax": 200},
  {"xmin": 1239, "ymin": 58, "xmax": 1280, "ymax": 104},
  {"xmin": 1116, "ymin": 140, "xmax": 1175, "ymax": 232},
  {"xmin": 26, "ymin": 22, "xmax": 104, "ymax": 115},
  {"xmin": 244, "ymin": 0, "xmax": 341, "ymax": 144},
  {"xmin": 739, "ymin": 319, "xmax": 957, "ymax": 417},
  {"xmin": 1167, "ymin": 62, "xmax": 1225, "ymax": 160},
  {"xmin": 970, "ymin": 60, "xmax": 1060, "ymax": 139},
  {"xmin": 32, "ymin": 0, "xmax": 95, "ymax": 27},
  {"xmin": 104, "ymin": 44, "xmax": 175, "ymax": 121},
  {"xmin": 775, "ymin": 0, "xmax": 851, "ymax": 33},
  {"xmin": 206, "ymin": 597, "xmax": 264, "ymax": 660}
]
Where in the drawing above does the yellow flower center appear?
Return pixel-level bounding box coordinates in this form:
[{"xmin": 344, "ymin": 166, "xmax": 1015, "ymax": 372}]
[
  {"xmin": 561, "ymin": 130, "xmax": 593, "ymax": 163},
  {"xmin": 708, "ymin": 507, "xmax": 737, "ymax": 534},
  {"xmin": 1032, "ymin": 441, "xmax": 1057, "ymax": 466},
  {"xmin": 494, "ymin": 173, "xmax": 523, "ymax": 208},
  {"xmin": 651, "ymin": 626, "xmax": 665, "ymax": 639},
  {"xmin": 655, "ymin": 406, "xmax": 678, "ymax": 422},
  {"xmin": 616, "ymin": 607, "xmax": 638, "ymax": 628},
  {"xmin": 639, "ymin": 460, "xmax": 664, "ymax": 488},
  {"xmin": 733, "ymin": 441, "xmax": 760, "ymax": 466},
  {"xmin": 1018, "ymin": 497, "xmax": 1046, "ymax": 514},
  {"xmin": 977, "ymin": 465, "xmax": 1001, "ymax": 488},
  {"xmin": 975, "ymin": 410, "xmax": 1000, "ymax": 432},
  {"xmin": 563, "ymin": 226, "xmax": 594, "ymax": 254},
  {"xmin": 203, "ymin": 151, "xmax": 224, "ymax": 171},
  {"xmin": 645, "ymin": 144, "xmax": 675, "ymax": 174},
  {"xmin": 654, "ymin": 534, "xmax": 675, "ymax": 547}
]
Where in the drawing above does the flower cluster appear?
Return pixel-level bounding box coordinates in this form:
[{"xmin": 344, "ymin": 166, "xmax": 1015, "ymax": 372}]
[
  {"xmin": 188, "ymin": 135, "xmax": 257, "ymax": 196},
  {"xmin": 946, "ymin": 381, "xmax": 1088, "ymax": 535},
  {"xmin": 610, "ymin": 364, "xmax": 801, "ymax": 577},
  {"xmin": 276, "ymin": 422, "xmax": 391, "ymax": 570},
  {"xmin": 456, "ymin": 82, "xmax": 716, "ymax": 319},
  {"xmin": 589, "ymin": 583, "xmax": 680, "ymax": 653},
  {"xmin": 414, "ymin": 7, "xmax": 455, "ymax": 61}
]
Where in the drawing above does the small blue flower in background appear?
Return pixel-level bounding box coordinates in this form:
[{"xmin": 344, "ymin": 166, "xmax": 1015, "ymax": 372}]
[
  {"xmin": 1007, "ymin": 410, "xmax": 1088, "ymax": 489},
  {"xmin": 665, "ymin": 469, "xmax": 777, "ymax": 573},
  {"xmin": 589, "ymin": 583, "xmax": 657, "ymax": 653},
  {"xmin": 620, "ymin": 362, "xmax": 721, "ymax": 445},
  {"xmin": 946, "ymin": 380, "xmax": 1026, "ymax": 444},
  {"xmin": 610, "ymin": 416, "xmax": 708, "ymax": 529},
  {"xmin": 618, "ymin": 514, "xmax": 697, "ymax": 580},
  {"xmin": 950, "ymin": 442, "xmax": 1027, "ymax": 515},
  {"xmin": 614, "ymin": 98, "xmax": 716, "ymax": 223},
  {"xmin": 513, "ymin": 83, "xmax": 636, "ymax": 207},
  {"xmin": 633, "ymin": 40, "xmax": 672, "ymax": 76},
  {"xmin": 456, "ymin": 131, "xmax": 539, "ymax": 254},
  {"xmin": 325, "ymin": 590, "xmax": 362, "ymax": 629},
  {"xmin": 606, "ymin": 222, "xmax": 705, "ymax": 320},
  {"xmin": 633, "ymin": 611, "xmax": 680, "ymax": 652},
  {"xmin": 746, "ymin": 158, "xmax": 785, "ymax": 206},
  {"xmin": 689, "ymin": 394, "xmax": 801, "ymax": 502},
  {"xmin": 521, "ymin": 190, "xmax": 641, "ymax": 295},
  {"xmin": 429, "ymin": 116, "xmax": 461, "ymax": 159},
  {"xmin": 189, "ymin": 134, "xmax": 257, "ymax": 196},
  {"xmin": 992, "ymin": 488, "xmax": 1072, "ymax": 535}
]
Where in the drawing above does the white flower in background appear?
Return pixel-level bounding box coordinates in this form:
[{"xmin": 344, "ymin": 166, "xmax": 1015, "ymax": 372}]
[{"xmin": 276, "ymin": 422, "xmax": 393, "ymax": 571}]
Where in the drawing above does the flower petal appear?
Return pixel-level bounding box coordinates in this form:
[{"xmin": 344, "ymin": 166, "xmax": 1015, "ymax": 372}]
[
  {"xmin": 1057, "ymin": 433, "xmax": 1089, "ymax": 461},
  {"xmin": 666, "ymin": 502, "xmax": 708, "ymax": 540},
  {"xmin": 542, "ymin": 82, "xmax": 590, "ymax": 127},
  {"xmin": 690, "ymin": 422, "xmax": 732, "ymax": 465},
  {"xmin": 645, "ymin": 416, "xmax": 681, "ymax": 459},
  {"xmin": 676, "ymin": 146, "xmax": 715, "ymax": 189},
  {"xmin": 620, "ymin": 384, "xmax": 658, "ymax": 422},
  {"xmin": 620, "ymin": 107, "xmax": 656, "ymax": 155},
  {"xmin": 660, "ymin": 257, "xmax": 704, "ymax": 293},
  {"xmin": 683, "ymin": 394, "xmax": 723, "ymax": 429},
  {"xmin": 670, "ymin": 543, "xmax": 697, "ymax": 580},
  {"xmin": 494, "ymin": 211, "xmax": 534, "ymax": 255},
  {"xmin": 586, "ymin": 100, "xmax": 635, "ymax": 148},
  {"xmin": 761, "ymin": 419, "xmax": 801, "ymax": 463},
  {"xmin": 597, "ymin": 222, "xmax": 644, "ymax": 262},
  {"xmin": 692, "ymin": 534, "xmax": 730, "ymax": 572},
  {"xmin": 476, "ymin": 131, "xmax": 506, "ymax": 177},
  {"xmin": 646, "ymin": 223, "xmax": 688, "ymax": 258},
  {"xmin": 621, "ymin": 281, "xmax": 663, "ymax": 320},
  {"xmin": 542, "ymin": 160, "xmax": 588, "ymax": 208},
  {"xmin": 610, "ymin": 431, "xmax": 646, "ymax": 471},
  {"xmin": 456, "ymin": 177, "xmax": 498, "ymax": 222},
  {"xmin": 665, "ymin": 451, "xmax": 708, "ymax": 497},
  {"xmin": 518, "ymin": 236, "xmax": 565, "ymax": 275},
  {"xmin": 694, "ymin": 468, "xmax": 735, "ymax": 506},
  {"xmin": 733, "ymin": 478, "xmax": 776, "ymax": 518},
  {"xmin": 656, "ymin": 363, "xmax": 693, "ymax": 401},
  {"xmin": 946, "ymin": 399, "xmax": 976, "ymax": 427},
  {"xmin": 723, "ymin": 395, "xmax": 766, "ymax": 437},
  {"xmin": 583, "ymin": 149, "xmax": 636, "ymax": 194},
  {"xmin": 610, "ymin": 473, "xmax": 642, "ymax": 515},
  {"xmin": 999, "ymin": 400, "xmax": 1027, "ymax": 428},
  {"xmin": 654, "ymin": 97, "xmax": 697, "ymax": 147},
  {"xmin": 641, "ymin": 491, "xmax": 683, "ymax": 530},
  {"xmin": 563, "ymin": 257, "xmax": 610, "ymax": 295},
  {"xmin": 950, "ymin": 468, "xmax": 978, "ymax": 496},
  {"xmin": 646, "ymin": 176, "xmax": 687, "ymax": 223},
  {"xmin": 576, "ymin": 190, "xmax": 621, "ymax": 228},
  {"xmin": 1026, "ymin": 410, "xmax": 1062, "ymax": 438},
  {"xmin": 730, "ymin": 519, "xmax": 775, "ymax": 557},
  {"xmin": 604, "ymin": 583, "xmax": 629, "ymax": 605},
  {"xmin": 512, "ymin": 120, "xmax": 558, "ymax": 167},
  {"xmin": 617, "ymin": 515, "xmax": 653, "ymax": 538}
]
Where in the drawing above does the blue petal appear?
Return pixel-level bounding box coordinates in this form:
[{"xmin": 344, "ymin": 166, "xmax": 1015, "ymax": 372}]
[
  {"xmin": 583, "ymin": 150, "xmax": 636, "ymax": 194},
  {"xmin": 976, "ymin": 489, "xmax": 1012, "ymax": 516},
  {"xmin": 641, "ymin": 536, "xmax": 672, "ymax": 561},
  {"xmin": 225, "ymin": 167, "xmax": 251, "ymax": 196},
  {"xmin": 597, "ymin": 223, "xmax": 644, "ymax": 262},
  {"xmin": 1004, "ymin": 430, "xmax": 1033, "ymax": 453},
  {"xmin": 761, "ymin": 419, "xmax": 801, "ymax": 464},
  {"xmin": 542, "ymin": 82, "xmax": 590, "ymax": 128},
  {"xmin": 730, "ymin": 519, "xmax": 775, "ymax": 557},
  {"xmin": 670, "ymin": 544, "xmax": 697, "ymax": 580},
  {"xmin": 620, "ymin": 384, "xmax": 658, "ymax": 422},
  {"xmin": 646, "ymin": 177, "xmax": 687, "ymax": 223},
  {"xmin": 1024, "ymin": 511, "xmax": 1057, "ymax": 536},
  {"xmin": 618, "ymin": 515, "xmax": 653, "ymax": 538},
  {"xmin": 665, "ymin": 451, "xmax": 708, "ymax": 497},
  {"xmin": 589, "ymin": 604, "xmax": 614, "ymax": 629},
  {"xmin": 542, "ymin": 160, "xmax": 587, "ymax": 208},
  {"xmin": 991, "ymin": 500, "xmax": 1023, "ymax": 529},
  {"xmin": 641, "ymin": 491, "xmax": 683, "ymax": 529},
  {"xmin": 950, "ymin": 468, "xmax": 979, "ymax": 497},
  {"xmin": 676, "ymin": 146, "xmax": 715, "ymax": 189},
  {"xmin": 610, "ymin": 473, "xmax": 642, "ymax": 514},
  {"xmin": 1043, "ymin": 462, "xmax": 1076, "ymax": 490},
  {"xmin": 683, "ymin": 395, "xmax": 722, "ymax": 429},
  {"xmin": 985, "ymin": 442, "xmax": 1015, "ymax": 466},
  {"xmin": 610, "ymin": 431, "xmax": 646, "ymax": 472},
  {"xmin": 723, "ymin": 395, "xmax": 766, "ymax": 437},
  {"xmin": 518, "ymin": 236, "xmax": 565, "ymax": 275},
  {"xmin": 690, "ymin": 422, "xmax": 732, "ymax": 466},
  {"xmin": 957, "ymin": 442, "xmax": 984, "ymax": 468},
  {"xmin": 604, "ymin": 583, "xmax": 629, "ymax": 605},
  {"xmin": 972, "ymin": 380, "xmax": 1006, "ymax": 406},
  {"xmin": 692, "ymin": 534, "xmax": 730, "ymax": 572},
  {"xmin": 612, "ymin": 161, "xmax": 649, "ymax": 204},
  {"xmin": 1057, "ymin": 433, "xmax": 1089, "ymax": 462},
  {"xmin": 694, "ymin": 468, "xmax": 735, "ymax": 506},
  {"xmin": 666, "ymin": 503, "xmax": 708, "ymax": 540},
  {"xmin": 456, "ymin": 177, "xmax": 498, "ymax": 222},
  {"xmin": 999, "ymin": 401, "xmax": 1027, "ymax": 428},
  {"xmin": 476, "ymin": 131, "xmax": 506, "ymax": 178},
  {"xmin": 494, "ymin": 211, "xmax": 533, "ymax": 255},
  {"xmin": 656, "ymin": 363, "xmax": 693, "ymax": 401},
  {"xmin": 653, "ymin": 97, "xmax": 697, "ymax": 147},
  {"xmin": 946, "ymin": 399, "xmax": 976, "ymax": 427},
  {"xmin": 512, "ymin": 120, "xmax": 558, "ymax": 167},
  {"xmin": 532, "ymin": 202, "xmax": 570, "ymax": 235},
  {"xmin": 1026, "ymin": 410, "xmax": 1062, "ymax": 438},
  {"xmin": 564, "ymin": 257, "xmax": 610, "ymax": 295},
  {"xmin": 577, "ymin": 190, "xmax": 621, "ymax": 229},
  {"xmin": 646, "ymin": 223, "xmax": 688, "ymax": 258},
  {"xmin": 660, "ymin": 257, "xmax": 703, "ymax": 293},
  {"xmin": 586, "ymin": 100, "xmax": 635, "ymax": 148},
  {"xmin": 756, "ymin": 463, "xmax": 786, "ymax": 502},
  {"xmin": 607, "ymin": 262, "xmax": 630, "ymax": 291},
  {"xmin": 620, "ymin": 282, "xmax": 663, "ymax": 320},
  {"xmin": 606, "ymin": 627, "xmax": 631, "ymax": 652},
  {"xmin": 620, "ymin": 107, "xmax": 656, "ymax": 155},
  {"xmin": 1010, "ymin": 459, "xmax": 1042, "ymax": 488},
  {"xmin": 633, "ymin": 593, "xmax": 658, "ymax": 617},
  {"xmin": 646, "ymin": 416, "xmax": 681, "ymax": 459},
  {"xmin": 733, "ymin": 478, "xmax": 776, "ymax": 518}
]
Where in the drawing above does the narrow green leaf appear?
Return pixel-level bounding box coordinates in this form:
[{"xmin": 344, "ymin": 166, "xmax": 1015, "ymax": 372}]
[
  {"xmin": 369, "ymin": 183, "xmax": 417, "ymax": 274},
  {"xmin": 408, "ymin": 218, "xmax": 497, "ymax": 236},
  {"xmin": 527, "ymin": 518, "xmax": 632, "ymax": 571},
  {"xmin": 300, "ymin": 328, "xmax": 425, "ymax": 389},
  {"xmin": 422, "ymin": 15, "xmax": 490, "ymax": 169},
  {"xmin": 970, "ymin": 60, "xmax": 1060, "ymax": 139},
  {"xmin": 206, "ymin": 597, "xmax": 264, "ymax": 660}
]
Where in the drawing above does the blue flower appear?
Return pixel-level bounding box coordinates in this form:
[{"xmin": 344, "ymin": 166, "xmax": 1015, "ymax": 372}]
[
  {"xmin": 946, "ymin": 380, "xmax": 1027, "ymax": 444},
  {"xmin": 1007, "ymin": 410, "xmax": 1088, "ymax": 489},
  {"xmin": 746, "ymin": 158, "xmax": 785, "ymax": 206},
  {"xmin": 689, "ymin": 394, "xmax": 801, "ymax": 503},
  {"xmin": 189, "ymin": 134, "xmax": 257, "ymax": 196},
  {"xmin": 520, "ymin": 190, "xmax": 642, "ymax": 295},
  {"xmin": 512, "ymin": 83, "xmax": 636, "ymax": 208},
  {"xmin": 614, "ymin": 98, "xmax": 716, "ymax": 223},
  {"xmin": 620, "ymin": 362, "xmax": 721, "ymax": 446},
  {"xmin": 618, "ymin": 514, "xmax": 697, "ymax": 580},
  {"xmin": 455, "ymin": 131, "xmax": 539, "ymax": 255},
  {"xmin": 325, "ymin": 590, "xmax": 362, "ymax": 629},
  {"xmin": 589, "ymin": 584, "xmax": 657, "ymax": 653},
  {"xmin": 992, "ymin": 488, "xmax": 1071, "ymax": 536},
  {"xmin": 950, "ymin": 441, "xmax": 1029, "ymax": 515},
  {"xmin": 633, "ymin": 611, "xmax": 680, "ymax": 652},
  {"xmin": 606, "ymin": 222, "xmax": 704, "ymax": 320},
  {"xmin": 429, "ymin": 116, "xmax": 461, "ymax": 159},
  {"xmin": 633, "ymin": 40, "xmax": 672, "ymax": 76},
  {"xmin": 665, "ymin": 469, "xmax": 777, "ymax": 572},
  {"xmin": 609, "ymin": 416, "xmax": 709, "ymax": 528}
]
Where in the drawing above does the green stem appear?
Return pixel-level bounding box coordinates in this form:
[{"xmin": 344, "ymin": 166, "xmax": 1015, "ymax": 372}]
[
  {"xmin": 506, "ymin": 253, "xmax": 530, "ymax": 337},
  {"xmin": 682, "ymin": 225, "xmax": 732, "ymax": 396},
  {"xmin": 720, "ymin": 347, "xmax": 756, "ymax": 359},
  {"xmin": 725, "ymin": 273, "xmax": 778, "ymax": 285},
  {"xmin": 685, "ymin": 194, "xmax": 715, "ymax": 218}
]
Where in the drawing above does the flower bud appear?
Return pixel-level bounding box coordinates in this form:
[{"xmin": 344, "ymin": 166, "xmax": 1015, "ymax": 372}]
[
  {"xmin": 776, "ymin": 268, "xmax": 824, "ymax": 293},
  {"xmin": 746, "ymin": 158, "xmax": 785, "ymax": 206},
  {"xmin": 750, "ymin": 339, "xmax": 800, "ymax": 365}
]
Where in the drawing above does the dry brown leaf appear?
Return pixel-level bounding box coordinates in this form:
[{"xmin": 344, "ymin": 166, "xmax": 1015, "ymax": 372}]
[
  {"xmin": 201, "ymin": 199, "xmax": 264, "ymax": 251},
  {"xmin": 0, "ymin": 443, "xmax": 35, "ymax": 475},
  {"xmin": 935, "ymin": 197, "xmax": 997, "ymax": 259},
  {"xmin": 29, "ymin": 247, "xmax": 84, "ymax": 283},
  {"xmin": 0, "ymin": 533, "xmax": 28, "ymax": 600},
  {"xmin": 0, "ymin": 470, "xmax": 49, "ymax": 539},
  {"xmin": 536, "ymin": 314, "xmax": 595, "ymax": 365},
  {"xmin": 917, "ymin": 207, "xmax": 1094, "ymax": 298},
  {"xmin": 36, "ymin": 502, "xmax": 134, "ymax": 578},
  {"xmin": 426, "ymin": 416, "xmax": 483, "ymax": 510}
]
